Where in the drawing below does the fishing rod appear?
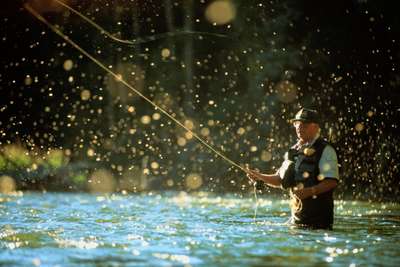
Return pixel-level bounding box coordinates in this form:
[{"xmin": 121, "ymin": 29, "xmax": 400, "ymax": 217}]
[{"xmin": 24, "ymin": 3, "xmax": 252, "ymax": 178}]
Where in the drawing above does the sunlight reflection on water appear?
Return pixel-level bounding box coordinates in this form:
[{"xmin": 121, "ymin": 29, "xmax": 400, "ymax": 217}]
[{"xmin": 0, "ymin": 192, "xmax": 399, "ymax": 266}]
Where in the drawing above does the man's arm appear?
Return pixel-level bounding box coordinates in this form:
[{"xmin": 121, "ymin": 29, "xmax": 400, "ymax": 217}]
[
  {"xmin": 247, "ymin": 169, "xmax": 282, "ymax": 188},
  {"xmin": 293, "ymin": 178, "xmax": 338, "ymax": 200}
]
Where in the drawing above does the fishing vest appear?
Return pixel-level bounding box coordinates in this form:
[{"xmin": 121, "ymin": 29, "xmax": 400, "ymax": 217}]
[{"xmin": 281, "ymin": 137, "xmax": 335, "ymax": 229}]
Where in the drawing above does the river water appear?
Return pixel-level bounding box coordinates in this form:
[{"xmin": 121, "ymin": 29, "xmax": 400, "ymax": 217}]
[{"xmin": 1, "ymin": 192, "xmax": 399, "ymax": 266}]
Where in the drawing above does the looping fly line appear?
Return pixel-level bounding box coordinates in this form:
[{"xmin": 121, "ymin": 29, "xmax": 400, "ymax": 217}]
[
  {"xmin": 23, "ymin": 3, "xmax": 250, "ymax": 176},
  {"xmin": 53, "ymin": 0, "xmax": 229, "ymax": 46}
]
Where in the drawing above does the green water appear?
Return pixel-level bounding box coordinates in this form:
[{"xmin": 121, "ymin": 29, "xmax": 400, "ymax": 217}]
[{"xmin": 0, "ymin": 192, "xmax": 399, "ymax": 267}]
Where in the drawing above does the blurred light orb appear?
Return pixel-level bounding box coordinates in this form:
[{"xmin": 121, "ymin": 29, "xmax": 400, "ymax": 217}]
[
  {"xmin": 152, "ymin": 112, "xmax": 161, "ymax": 120},
  {"xmin": 237, "ymin": 127, "xmax": 245, "ymax": 135},
  {"xmin": 88, "ymin": 169, "xmax": 116, "ymax": 193},
  {"xmin": 355, "ymin": 122, "xmax": 364, "ymax": 132},
  {"xmin": 367, "ymin": 111, "xmax": 374, "ymax": 117},
  {"xmin": 161, "ymin": 48, "xmax": 171, "ymax": 58},
  {"xmin": 205, "ymin": 0, "xmax": 236, "ymax": 25},
  {"xmin": 185, "ymin": 132, "xmax": 193, "ymax": 140},
  {"xmin": 177, "ymin": 137, "xmax": 187, "ymax": 146},
  {"xmin": 200, "ymin": 127, "xmax": 210, "ymax": 136},
  {"xmin": 87, "ymin": 148, "xmax": 95, "ymax": 157},
  {"xmin": 275, "ymin": 80, "xmax": 297, "ymax": 103},
  {"xmin": 150, "ymin": 161, "xmax": 159, "ymax": 169},
  {"xmin": 261, "ymin": 150, "xmax": 272, "ymax": 162},
  {"xmin": 0, "ymin": 175, "xmax": 16, "ymax": 194},
  {"xmin": 25, "ymin": 75, "xmax": 32, "ymax": 85},
  {"xmin": 141, "ymin": 115, "xmax": 151, "ymax": 125},
  {"xmin": 185, "ymin": 173, "xmax": 203, "ymax": 190},
  {"xmin": 128, "ymin": 106, "xmax": 135, "ymax": 113},
  {"xmin": 166, "ymin": 179, "xmax": 174, "ymax": 187},
  {"xmin": 184, "ymin": 120, "xmax": 195, "ymax": 130},
  {"xmin": 80, "ymin": 89, "xmax": 91, "ymax": 101},
  {"xmin": 63, "ymin": 59, "xmax": 74, "ymax": 71},
  {"xmin": 250, "ymin": 146, "xmax": 258, "ymax": 152}
]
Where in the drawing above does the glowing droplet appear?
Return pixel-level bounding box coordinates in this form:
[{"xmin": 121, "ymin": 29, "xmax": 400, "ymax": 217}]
[
  {"xmin": 185, "ymin": 131, "xmax": 193, "ymax": 140},
  {"xmin": 355, "ymin": 123, "xmax": 364, "ymax": 132},
  {"xmin": 24, "ymin": 75, "xmax": 32, "ymax": 85},
  {"xmin": 87, "ymin": 148, "xmax": 95, "ymax": 157},
  {"xmin": 150, "ymin": 162, "xmax": 159, "ymax": 169},
  {"xmin": 166, "ymin": 179, "xmax": 174, "ymax": 187},
  {"xmin": 205, "ymin": 0, "xmax": 236, "ymax": 25},
  {"xmin": 200, "ymin": 127, "xmax": 210, "ymax": 136},
  {"xmin": 177, "ymin": 137, "xmax": 187, "ymax": 146},
  {"xmin": 322, "ymin": 163, "xmax": 331, "ymax": 172},
  {"xmin": 81, "ymin": 89, "xmax": 91, "ymax": 101},
  {"xmin": 184, "ymin": 120, "xmax": 195, "ymax": 130},
  {"xmin": 185, "ymin": 173, "xmax": 203, "ymax": 190},
  {"xmin": 261, "ymin": 151, "xmax": 272, "ymax": 162},
  {"xmin": 63, "ymin": 59, "xmax": 73, "ymax": 71},
  {"xmin": 161, "ymin": 48, "xmax": 171, "ymax": 58},
  {"xmin": 152, "ymin": 113, "xmax": 161, "ymax": 120},
  {"xmin": 250, "ymin": 146, "xmax": 257, "ymax": 152},
  {"xmin": 128, "ymin": 106, "xmax": 135, "ymax": 113},
  {"xmin": 0, "ymin": 175, "xmax": 16, "ymax": 194},
  {"xmin": 237, "ymin": 127, "xmax": 245, "ymax": 135},
  {"xmin": 141, "ymin": 115, "xmax": 151, "ymax": 124}
]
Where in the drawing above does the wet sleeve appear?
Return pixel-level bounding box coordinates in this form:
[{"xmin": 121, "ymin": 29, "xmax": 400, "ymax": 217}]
[{"xmin": 318, "ymin": 145, "xmax": 339, "ymax": 180}]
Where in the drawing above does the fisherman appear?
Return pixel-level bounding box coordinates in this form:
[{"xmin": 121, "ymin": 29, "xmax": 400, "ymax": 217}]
[{"xmin": 247, "ymin": 108, "xmax": 339, "ymax": 229}]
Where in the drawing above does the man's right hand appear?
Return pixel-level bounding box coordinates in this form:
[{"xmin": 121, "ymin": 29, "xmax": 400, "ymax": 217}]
[{"xmin": 246, "ymin": 169, "xmax": 260, "ymax": 184}]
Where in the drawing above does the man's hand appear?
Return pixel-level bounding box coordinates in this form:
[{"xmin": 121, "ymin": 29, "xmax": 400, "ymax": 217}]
[
  {"xmin": 246, "ymin": 169, "xmax": 260, "ymax": 185},
  {"xmin": 293, "ymin": 187, "xmax": 314, "ymax": 200}
]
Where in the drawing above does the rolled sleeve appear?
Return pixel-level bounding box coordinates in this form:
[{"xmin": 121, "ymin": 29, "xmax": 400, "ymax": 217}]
[{"xmin": 319, "ymin": 145, "xmax": 339, "ymax": 180}]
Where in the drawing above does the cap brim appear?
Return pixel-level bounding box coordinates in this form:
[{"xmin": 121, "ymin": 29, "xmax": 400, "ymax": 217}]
[{"xmin": 290, "ymin": 118, "xmax": 318, "ymax": 124}]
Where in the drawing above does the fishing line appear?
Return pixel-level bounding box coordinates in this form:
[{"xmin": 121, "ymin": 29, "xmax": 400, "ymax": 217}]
[
  {"xmin": 53, "ymin": 0, "xmax": 229, "ymax": 46},
  {"xmin": 24, "ymin": 3, "xmax": 250, "ymax": 175},
  {"xmin": 24, "ymin": 3, "xmax": 260, "ymax": 221}
]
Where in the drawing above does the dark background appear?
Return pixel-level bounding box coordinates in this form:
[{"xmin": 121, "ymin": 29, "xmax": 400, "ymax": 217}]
[{"xmin": 0, "ymin": 0, "xmax": 399, "ymax": 201}]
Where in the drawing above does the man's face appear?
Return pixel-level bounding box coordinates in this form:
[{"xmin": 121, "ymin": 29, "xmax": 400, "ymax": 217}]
[{"xmin": 293, "ymin": 121, "xmax": 319, "ymax": 142}]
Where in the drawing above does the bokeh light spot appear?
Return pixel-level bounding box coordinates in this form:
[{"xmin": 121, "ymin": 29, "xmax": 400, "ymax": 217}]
[
  {"xmin": 81, "ymin": 89, "xmax": 91, "ymax": 101},
  {"xmin": 63, "ymin": 59, "xmax": 74, "ymax": 71},
  {"xmin": 0, "ymin": 175, "xmax": 16, "ymax": 194},
  {"xmin": 161, "ymin": 48, "xmax": 171, "ymax": 58},
  {"xmin": 141, "ymin": 115, "xmax": 151, "ymax": 125},
  {"xmin": 355, "ymin": 123, "xmax": 364, "ymax": 132},
  {"xmin": 185, "ymin": 173, "xmax": 203, "ymax": 190},
  {"xmin": 261, "ymin": 151, "xmax": 272, "ymax": 162},
  {"xmin": 205, "ymin": 0, "xmax": 236, "ymax": 25}
]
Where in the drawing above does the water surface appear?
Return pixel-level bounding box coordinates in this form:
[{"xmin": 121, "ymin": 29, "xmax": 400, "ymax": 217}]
[{"xmin": 1, "ymin": 192, "xmax": 399, "ymax": 266}]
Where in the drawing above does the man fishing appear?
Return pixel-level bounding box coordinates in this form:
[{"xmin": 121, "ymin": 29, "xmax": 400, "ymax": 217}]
[{"xmin": 247, "ymin": 108, "xmax": 339, "ymax": 229}]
